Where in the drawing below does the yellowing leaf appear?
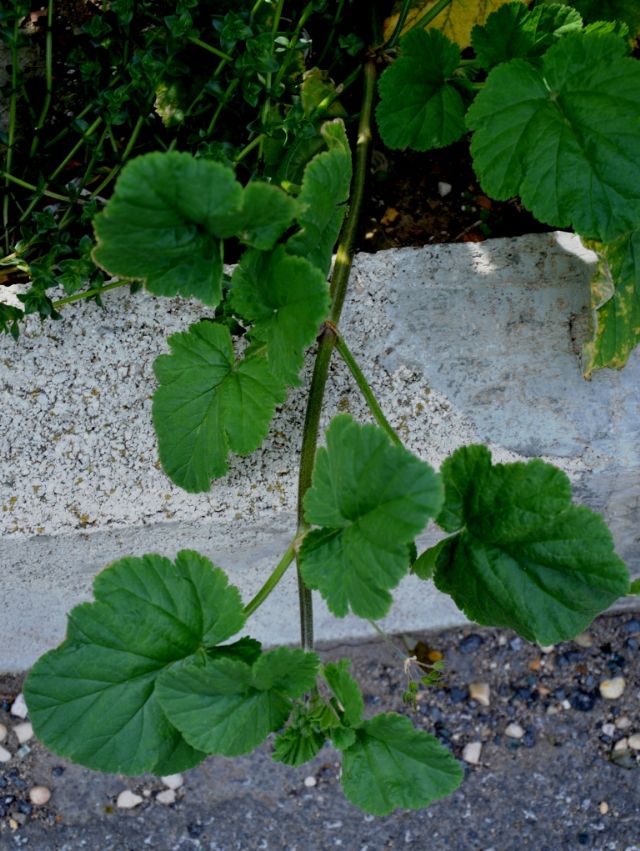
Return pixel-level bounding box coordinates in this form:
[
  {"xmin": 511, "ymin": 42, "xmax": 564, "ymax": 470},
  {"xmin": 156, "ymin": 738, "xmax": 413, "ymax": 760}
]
[{"xmin": 383, "ymin": 0, "xmax": 526, "ymax": 49}]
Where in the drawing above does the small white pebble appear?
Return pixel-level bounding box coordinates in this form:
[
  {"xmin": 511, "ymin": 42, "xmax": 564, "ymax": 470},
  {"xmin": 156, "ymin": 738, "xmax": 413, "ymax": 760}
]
[
  {"xmin": 13, "ymin": 722, "xmax": 33, "ymax": 744},
  {"xmin": 469, "ymin": 682, "xmax": 490, "ymax": 707},
  {"xmin": 498, "ymin": 635, "xmax": 507, "ymax": 646},
  {"xmin": 0, "ymin": 723, "xmax": 7, "ymax": 743},
  {"xmin": 29, "ymin": 786, "xmax": 51, "ymax": 806},
  {"xmin": 599, "ymin": 801, "xmax": 609, "ymax": 815},
  {"xmin": 615, "ymin": 716, "xmax": 631, "ymax": 730},
  {"xmin": 462, "ymin": 741, "xmax": 482, "ymax": 765},
  {"xmin": 10, "ymin": 694, "xmax": 28, "ymax": 720},
  {"xmin": 574, "ymin": 632, "xmax": 593, "ymax": 648},
  {"xmin": 142, "ymin": 789, "xmax": 151, "ymax": 798},
  {"xmin": 561, "ymin": 700, "xmax": 571, "ymax": 710},
  {"xmin": 627, "ymin": 734, "xmax": 640, "ymax": 751},
  {"xmin": 539, "ymin": 645, "xmax": 554, "ymax": 654},
  {"xmin": 304, "ymin": 776, "xmax": 317, "ymax": 788},
  {"xmin": 116, "ymin": 790, "xmax": 143, "ymax": 809},
  {"xmin": 437, "ymin": 181, "xmax": 452, "ymax": 197},
  {"xmin": 160, "ymin": 773, "xmax": 183, "ymax": 790},
  {"xmin": 156, "ymin": 789, "xmax": 176, "ymax": 805},
  {"xmin": 599, "ymin": 677, "xmax": 625, "ymax": 700},
  {"xmin": 505, "ymin": 723, "xmax": 525, "ymax": 739},
  {"xmin": 0, "ymin": 745, "xmax": 11, "ymax": 763},
  {"xmin": 546, "ymin": 705, "xmax": 560, "ymax": 716},
  {"xmin": 613, "ymin": 737, "xmax": 629, "ymax": 752},
  {"xmin": 601, "ymin": 723, "xmax": 616, "ymax": 738}
]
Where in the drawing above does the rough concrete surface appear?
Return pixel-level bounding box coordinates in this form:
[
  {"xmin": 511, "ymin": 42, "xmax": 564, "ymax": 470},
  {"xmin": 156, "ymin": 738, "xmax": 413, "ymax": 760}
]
[
  {"xmin": 1, "ymin": 613, "xmax": 639, "ymax": 850},
  {"xmin": 1, "ymin": 233, "xmax": 639, "ymax": 669}
]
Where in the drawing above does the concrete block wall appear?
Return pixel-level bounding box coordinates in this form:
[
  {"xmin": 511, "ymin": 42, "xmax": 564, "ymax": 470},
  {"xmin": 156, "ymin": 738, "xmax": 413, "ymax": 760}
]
[{"xmin": 1, "ymin": 233, "xmax": 639, "ymax": 671}]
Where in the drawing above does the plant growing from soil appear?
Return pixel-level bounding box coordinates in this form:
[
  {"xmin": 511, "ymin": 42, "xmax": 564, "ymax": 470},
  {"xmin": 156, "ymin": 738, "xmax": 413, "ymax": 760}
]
[{"xmin": 12, "ymin": 0, "xmax": 639, "ymax": 816}]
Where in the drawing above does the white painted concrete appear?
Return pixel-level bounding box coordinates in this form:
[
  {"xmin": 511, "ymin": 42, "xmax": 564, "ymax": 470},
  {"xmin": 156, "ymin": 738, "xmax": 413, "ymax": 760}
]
[{"xmin": 1, "ymin": 233, "xmax": 639, "ymax": 671}]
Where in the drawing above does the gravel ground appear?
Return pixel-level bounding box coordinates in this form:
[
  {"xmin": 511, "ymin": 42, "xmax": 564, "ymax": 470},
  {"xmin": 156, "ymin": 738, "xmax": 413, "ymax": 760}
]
[{"xmin": 1, "ymin": 612, "xmax": 639, "ymax": 851}]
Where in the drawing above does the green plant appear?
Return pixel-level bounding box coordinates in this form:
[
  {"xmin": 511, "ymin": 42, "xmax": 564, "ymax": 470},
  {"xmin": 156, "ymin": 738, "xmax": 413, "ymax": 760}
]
[{"xmin": 15, "ymin": 0, "xmax": 638, "ymax": 817}]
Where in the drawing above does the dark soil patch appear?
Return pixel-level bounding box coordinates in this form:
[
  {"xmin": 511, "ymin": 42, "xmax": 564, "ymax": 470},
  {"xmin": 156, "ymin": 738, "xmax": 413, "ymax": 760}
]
[{"xmin": 358, "ymin": 141, "xmax": 557, "ymax": 253}]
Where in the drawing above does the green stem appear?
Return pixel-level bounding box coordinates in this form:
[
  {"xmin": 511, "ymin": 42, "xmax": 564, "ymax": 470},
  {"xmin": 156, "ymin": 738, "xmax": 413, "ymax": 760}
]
[
  {"xmin": 29, "ymin": 0, "xmax": 54, "ymax": 158},
  {"xmin": 90, "ymin": 113, "xmax": 145, "ymax": 198},
  {"xmin": 334, "ymin": 333, "xmax": 403, "ymax": 446},
  {"xmin": 1, "ymin": 173, "xmax": 76, "ymax": 204},
  {"xmin": 234, "ymin": 134, "xmax": 264, "ymax": 164},
  {"xmin": 188, "ymin": 36, "xmax": 233, "ymax": 62},
  {"xmin": 52, "ymin": 279, "xmax": 131, "ymax": 309},
  {"xmin": 243, "ymin": 540, "xmax": 297, "ymax": 618},
  {"xmin": 295, "ymin": 60, "xmax": 377, "ymax": 652},
  {"xmin": 385, "ymin": 0, "xmax": 414, "ymax": 49},
  {"xmin": 49, "ymin": 117, "xmax": 103, "ymax": 181},
  {"xmin": 207, "ymin": 78, "xmax": 239, "ymax": 137},
  {"xmin": 3, "ymin": 13, "xmax": 20, "ymax": 252},
  {"xmin": 407, "ymin": 0, "xmax": 453, "ymax": 33}
]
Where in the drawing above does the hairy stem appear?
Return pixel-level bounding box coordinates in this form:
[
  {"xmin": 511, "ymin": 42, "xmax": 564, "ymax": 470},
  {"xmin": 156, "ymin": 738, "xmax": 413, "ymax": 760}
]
[
  {"xmin": 243, "ymin": 539, "xmax": 297, "ymax": 618},
  {"xmin": 295, "ymin": 60, "xmax": 377, "ymax": 652},
  {"xmin": 334, "ymin": 332, "xmax": 403, "ymax": 446}
]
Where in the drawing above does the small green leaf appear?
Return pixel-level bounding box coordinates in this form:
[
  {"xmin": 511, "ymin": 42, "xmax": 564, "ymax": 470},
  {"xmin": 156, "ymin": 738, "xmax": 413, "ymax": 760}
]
[
  {"xmin": 233, "ymin": 182, "xmax": 298, "ymax": 250},
  {"xmin": 467, "ymin": 32, "xmax": 640, "ymax": 242},
  {"xmin": 157, "ymin": 648, "xmax": 320, "ymax": 756},
  {"xmin": 299, "ymin": 415, "xmax": 443, "ymax": 619},
  {"xmin": 412, "ymin": 538, "xmax": 452, "ymax": 580},
  {"xmin": 471, "ymin": 2, "xmax": 582, "ymax": 70},
  {"xmin": 331, "ymin": 726, "xmax": 357, "ymax": 751},
  {"xmin": 341, "ymin": 713, "xmax": 463, "ymax": 815},
  {"xmin": 431, "ymin": 446, "xmax": 630, "ymax": 644},
  {"xmin": 377, "ymin": 29, "xmax": 467, "ymax": 151},
  {"xmin": 286, "ymin": 119, "xmax": 352, "ymax": 275},
  {"xmin": 93, "ymin": 152, "xmax": 243, "ymax": 306},
  {"xmin": 583, "ymin": 230, "xmax": 640, "ymax": 375},
  {"xmin": 152, "ymin": 321, "xmax": 286, "ymax": 492},
  {"xmin": 24, "ymin": 551, "xmax": 245, "ymax": 774},
  {"xmin": 230, "ymin": 246, "xmax": 330, "ymax": 385},
  {"xmin": 540, "ymin": 0, "xmax": 640, "ymax": 37},
  {"xmin": 323, "ymin": 659, "xmax": 364, "ymax": 727},
  {"xmin": 272, "ymin": 724, "xmax": 325, "ymax": 766},
  {"xmin": 629, "ymin": 578, "xmax": 640, "ymax": 595}
]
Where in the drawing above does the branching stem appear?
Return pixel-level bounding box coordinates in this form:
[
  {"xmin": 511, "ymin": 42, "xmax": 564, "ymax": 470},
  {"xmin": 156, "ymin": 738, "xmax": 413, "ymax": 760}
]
[
  {"xmin": 295, "ymin": 60, "xmax": 377, "ymax": 652},
  {"xmin": 333, "ymin": 332, "xmax": 403, "ymax": 446},
  {"xmin": 243, "ymin": 539, "xmax": 298, "ymax": 618}
]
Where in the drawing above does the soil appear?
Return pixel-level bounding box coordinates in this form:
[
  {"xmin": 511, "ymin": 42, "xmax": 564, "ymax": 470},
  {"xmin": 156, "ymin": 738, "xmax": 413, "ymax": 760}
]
[
  {"xmin": 358, "ymin": 142, "xmax": 556, "ymax": 253},
  {"xmin": 1, "ymin": 612, "xmax": 639, "ymax": 850}
]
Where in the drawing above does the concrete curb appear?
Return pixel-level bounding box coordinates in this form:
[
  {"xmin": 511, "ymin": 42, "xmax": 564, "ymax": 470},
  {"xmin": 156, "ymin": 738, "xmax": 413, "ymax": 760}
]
[{"xmin": 2, "ymin": 233, "xmax": 639, "ymax": 671}]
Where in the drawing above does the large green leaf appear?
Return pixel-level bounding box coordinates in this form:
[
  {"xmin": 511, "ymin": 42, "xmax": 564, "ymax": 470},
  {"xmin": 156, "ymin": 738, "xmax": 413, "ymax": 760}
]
[
  {"xmin": 471, "ymin": 2, "xmax": 582, "ymax": 70},
  {"xmin": 341, "ymin": 714, "xmax": 463, "ymax": 815},
  {"xmin": 24, "ymin": 551, "xmax": 246, "ymax": 775},
  {"xmin": 286, "ymin": 119, "xmax": 352, "ymax": 275},
  {"xmin": 230, "ymin": 246, "xmax": 330, "ymax": 385},
  {"xmin": 93, "ymin": 152, "xmax": 298, "ymax": 305},
  {"xmin": 299, "ymin": 415, "xmax": 443, "ymax": 619},
  {"xmin": 377, "ymin": 29, "xmax": 467, "ymax": 151},
  {"xmin": 430, "ymin": 446, "xmax": 629, "ymax": 644},
  {"xmin": 152, "ymin": 321, "xmax": 286, "ymax": 492},
  {"xmin": 156, "ymin": 647, "xmax": 320, "ymax": 756},
  {"xmin": 93, "ymin": 152, "xmax": 242, "ymax": 305},
  {"xmin": 467, "ymin": 32, "xmax": 640, "ymax": 242},
  {"xmin": 583, "ymin": 230, "xmax": 640, "ymax": 375}
]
